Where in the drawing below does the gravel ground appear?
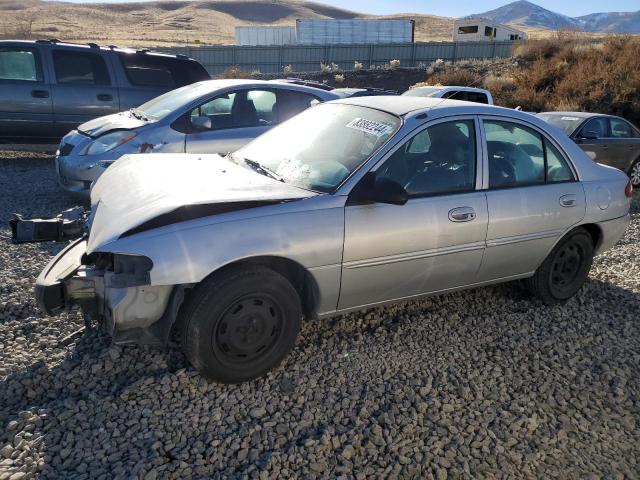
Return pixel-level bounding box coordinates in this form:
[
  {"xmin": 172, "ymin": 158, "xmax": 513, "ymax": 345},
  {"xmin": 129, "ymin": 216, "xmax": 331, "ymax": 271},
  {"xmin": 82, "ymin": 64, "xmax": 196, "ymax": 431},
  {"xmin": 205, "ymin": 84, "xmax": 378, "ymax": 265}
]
[{"xmin": 1, "ymin": 150, "xmax": 639, "ymax": 480}]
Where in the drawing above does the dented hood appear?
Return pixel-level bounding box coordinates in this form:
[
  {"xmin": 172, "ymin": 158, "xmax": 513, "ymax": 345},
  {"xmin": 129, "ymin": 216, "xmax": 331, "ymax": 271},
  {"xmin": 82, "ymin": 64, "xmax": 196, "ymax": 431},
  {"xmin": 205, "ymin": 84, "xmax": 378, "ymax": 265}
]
[
  {"xmin": 78, "ymin": 111, "xmax": 147, "ymax": 138},
  {"xmin": 87, "ymin": 154, "xmax": 314, "ymax": 252}
]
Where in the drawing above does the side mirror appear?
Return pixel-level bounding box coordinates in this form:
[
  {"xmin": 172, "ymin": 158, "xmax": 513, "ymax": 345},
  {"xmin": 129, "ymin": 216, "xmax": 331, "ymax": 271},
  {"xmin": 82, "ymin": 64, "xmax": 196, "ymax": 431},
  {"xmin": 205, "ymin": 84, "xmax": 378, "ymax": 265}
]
[
  {"xmin": 191, "ymin": 116, "xmax": 212, "ymax": 131},
  {"xmin": 580, "ymin": 131, "xmax": 599, "ymax": 140},
  {"xmin": 373, "ymin": 177, "xmax": 408, "ymax": 205}
]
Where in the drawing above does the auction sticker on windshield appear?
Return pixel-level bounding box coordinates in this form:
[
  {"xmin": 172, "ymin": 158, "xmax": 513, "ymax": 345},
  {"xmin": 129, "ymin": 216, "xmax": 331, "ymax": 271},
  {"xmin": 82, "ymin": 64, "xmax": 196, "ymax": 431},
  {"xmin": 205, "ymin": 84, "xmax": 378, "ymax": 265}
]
[{"xmin": 346, "ymin": 118, "xmax": 394, "ymax": 137}]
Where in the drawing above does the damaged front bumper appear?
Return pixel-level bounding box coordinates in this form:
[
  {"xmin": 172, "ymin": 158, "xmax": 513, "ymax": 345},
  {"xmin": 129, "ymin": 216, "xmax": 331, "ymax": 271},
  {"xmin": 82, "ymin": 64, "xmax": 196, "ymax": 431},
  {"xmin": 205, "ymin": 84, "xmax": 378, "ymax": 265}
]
[
  {"xmin": 11, "ymin": 207, "xmax": 88, "ymax": 243},
  {"xmin": 36, "ymin": 239, "xmax": 182, "ymax": 345}
]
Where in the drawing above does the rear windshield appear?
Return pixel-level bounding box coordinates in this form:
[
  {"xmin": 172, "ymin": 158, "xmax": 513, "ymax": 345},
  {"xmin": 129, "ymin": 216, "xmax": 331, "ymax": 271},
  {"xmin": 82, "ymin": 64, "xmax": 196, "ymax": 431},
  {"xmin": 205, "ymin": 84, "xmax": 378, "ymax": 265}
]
[
  {"xmin": 117, "ymin": 52, "xmax": 209, "ymax": 89},
  {"xmin": 537, "ymin": 114, "xmax": 583, "ymax": 136}
]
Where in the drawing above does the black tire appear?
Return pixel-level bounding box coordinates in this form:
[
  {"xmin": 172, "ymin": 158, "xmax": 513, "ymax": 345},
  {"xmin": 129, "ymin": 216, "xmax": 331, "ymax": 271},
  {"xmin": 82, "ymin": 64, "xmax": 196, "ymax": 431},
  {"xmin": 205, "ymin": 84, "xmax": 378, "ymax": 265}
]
[
  {"xmin": 628, "ymin": 158, "xmax": 640, "ymax": 188},
  {"xmin": 178, "ymin": 266, "xmax": 302, "ymax": 383},
  {"xmin": 525, "ymin": 227, "xmax": 594, "ymax": 305}
]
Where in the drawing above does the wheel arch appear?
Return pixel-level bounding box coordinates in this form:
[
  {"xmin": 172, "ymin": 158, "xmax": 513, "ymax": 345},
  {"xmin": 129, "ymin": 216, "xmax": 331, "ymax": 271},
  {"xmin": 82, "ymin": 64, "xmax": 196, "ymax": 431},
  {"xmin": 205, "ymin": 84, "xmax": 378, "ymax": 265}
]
[{"xmin": 194, "ymin": 255, "xmax": 321, "ymax": 320}]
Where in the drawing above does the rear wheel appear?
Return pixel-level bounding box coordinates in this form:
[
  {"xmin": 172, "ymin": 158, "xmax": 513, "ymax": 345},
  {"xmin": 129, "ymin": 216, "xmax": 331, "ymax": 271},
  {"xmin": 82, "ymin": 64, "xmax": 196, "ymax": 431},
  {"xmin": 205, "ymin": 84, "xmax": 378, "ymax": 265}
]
[
  {"xmin": 525, "ymin": 228, "xmax": 594, "ymax": 304},
  {"xmin": 628, "ymin": 158, "xmax": 640, "ymax": 188},
  {"xmin": 178, "ymin": 266, "xmax": 302, "ymax": 383}
]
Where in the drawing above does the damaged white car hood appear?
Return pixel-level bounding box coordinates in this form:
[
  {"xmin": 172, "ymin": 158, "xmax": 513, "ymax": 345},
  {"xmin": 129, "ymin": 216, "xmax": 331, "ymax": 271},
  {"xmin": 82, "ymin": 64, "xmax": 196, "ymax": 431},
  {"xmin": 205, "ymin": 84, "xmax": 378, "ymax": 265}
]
[
  {"xmin": 87, "ymin": 154, "xmax": 314, "ymax": 252},
  {"xmin": 78, "ymin": 111, "xmax": 147, "ymax": 138}
]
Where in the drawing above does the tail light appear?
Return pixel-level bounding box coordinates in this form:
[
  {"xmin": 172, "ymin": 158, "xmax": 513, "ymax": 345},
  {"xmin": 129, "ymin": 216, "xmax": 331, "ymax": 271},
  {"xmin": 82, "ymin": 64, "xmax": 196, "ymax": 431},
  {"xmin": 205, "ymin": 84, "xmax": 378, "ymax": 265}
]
[{"xmin": 625, "ymin": 179, "xmax": 633, "ymax": 198}]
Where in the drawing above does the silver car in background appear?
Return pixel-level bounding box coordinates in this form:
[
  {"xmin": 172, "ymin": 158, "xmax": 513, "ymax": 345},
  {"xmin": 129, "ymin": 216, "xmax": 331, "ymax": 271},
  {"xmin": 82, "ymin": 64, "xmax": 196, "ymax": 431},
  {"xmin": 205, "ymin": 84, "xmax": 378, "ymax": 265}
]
[
  {"xmin": 55, "ymin": 79, "xmax": 339, "ymax": 196},
  {"xmin": 37, "ymin": 97, "xmax": 632, "ymax": 383}
]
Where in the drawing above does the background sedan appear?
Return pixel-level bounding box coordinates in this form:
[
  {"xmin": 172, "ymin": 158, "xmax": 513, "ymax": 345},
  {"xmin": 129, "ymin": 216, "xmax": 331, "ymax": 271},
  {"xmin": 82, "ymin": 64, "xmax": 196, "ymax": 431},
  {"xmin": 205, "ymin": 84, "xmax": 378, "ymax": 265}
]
[
  {"xmin": 538, "ymin": 112, "xmax": 640, "ymax": 187},
  {"xmin": 54, "ymin": 79, "xmax": 339, "ymax": 197}
]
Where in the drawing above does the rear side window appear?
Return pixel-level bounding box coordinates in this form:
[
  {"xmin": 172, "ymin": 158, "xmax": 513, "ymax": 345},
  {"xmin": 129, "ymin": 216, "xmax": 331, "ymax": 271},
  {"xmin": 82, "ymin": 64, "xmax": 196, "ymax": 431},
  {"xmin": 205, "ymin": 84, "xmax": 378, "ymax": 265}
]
[
  {"xmin": 118, "ymin": 53, "xmax": 209, "ymax": 88},
  {"xmin": 446, "ymin": 91, "xmax": 465, "ymax": 101},
  {"xmin": 485, "ymin": 121, "xmax": 545, "ymax": 188},
  {"xmin": 274, "ymin": 90, "xmax": 320, "ymax": 123},
  {"xmin": 53, "ymin": 50, "xmax": 110, "ymax": 85},
  {"xmin": 466, "ymin": 92, "xmax": 489, "ymax": 104},
  {"xmin": 485, "ymin": 120, "xmax": 575, "ymax": 188},
  {"xmin": 0, "ymin": 47, "xmax": 42, "ymax": 82},
  {"xmin": 610, "ymin": 118, "xmax": 639, "ymax": 138}
]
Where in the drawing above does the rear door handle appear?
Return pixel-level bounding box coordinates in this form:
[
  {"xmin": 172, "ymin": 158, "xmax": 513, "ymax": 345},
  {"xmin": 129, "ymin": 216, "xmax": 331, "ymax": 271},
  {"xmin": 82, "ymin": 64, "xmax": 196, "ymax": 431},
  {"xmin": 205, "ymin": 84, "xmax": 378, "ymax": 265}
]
[
  {"xmin": 97, "ymin": 94, "xmax": 113, "ymax": 101},
  {"xmin": 559, "ymin": 194, "xmax": 577, "ymax": 207},
  {"xmin": 448, "ymin": 206, "xmax": 476, "ymax": 222},
  {"xmin": 31, "ymin": 89, "xmax": 49, "ymax": 98},
  {"xmin": 602, "ymin": 145, "xmax": 609, "ymax": 151}
]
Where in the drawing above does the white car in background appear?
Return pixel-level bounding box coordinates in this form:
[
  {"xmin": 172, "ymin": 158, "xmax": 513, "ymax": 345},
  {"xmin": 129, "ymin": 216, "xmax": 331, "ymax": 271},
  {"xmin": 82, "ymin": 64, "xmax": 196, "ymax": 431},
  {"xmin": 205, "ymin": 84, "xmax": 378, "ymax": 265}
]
[{"xmin": 402, "ymin": 86, "xmax": 493, "ymax": 105}]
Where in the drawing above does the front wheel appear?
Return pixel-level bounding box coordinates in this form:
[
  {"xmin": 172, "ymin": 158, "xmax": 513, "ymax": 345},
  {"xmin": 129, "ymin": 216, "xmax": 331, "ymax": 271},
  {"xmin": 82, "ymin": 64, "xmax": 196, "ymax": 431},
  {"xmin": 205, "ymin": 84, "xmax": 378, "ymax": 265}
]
[
  {"xmin": 628, "ymin": 158, "xmax": 640, "ymax": 188},
  {"xmin": 525, "ymin": 228, "xmax": 594, "ymax": 304},
  {"xmin": 178, "ymin": 266, "xmax": 302, "ymax": 383}
]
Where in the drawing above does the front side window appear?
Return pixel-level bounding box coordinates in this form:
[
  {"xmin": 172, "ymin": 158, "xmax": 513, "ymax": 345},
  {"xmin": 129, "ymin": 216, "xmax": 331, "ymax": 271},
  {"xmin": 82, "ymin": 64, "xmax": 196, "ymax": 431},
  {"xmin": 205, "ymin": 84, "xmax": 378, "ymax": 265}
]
[
  {"xmin": 579, "ymin": 117, "xmax": 607, "ymax": 139},
  {"xmin": 485, "ymin": 120, "xmax": 574, "ymax": 188},
  {"xmin": 0, "ymin": 47, "xmax": 41, "ymax": 82},
  {"xmin": 189, "ymin": 89, "xmax": 275, "ymax": 131},
  {"xmin": 485, "ymin": 26, "xmax": 494, "ymax": 37},
  {"xmin": 610, "ymin": 118, "xmax": 639, "ymax": 138},
  {"xmin": 53, "ymin": 51, "xmax": 110, "ymax": 85},
  {"xmin": 378, "ymin": 120, "xmax": 476, "ymax": 197},
  {"xmin": 234, "ymin": 104, "xmax": 401, "ymax": 193}
]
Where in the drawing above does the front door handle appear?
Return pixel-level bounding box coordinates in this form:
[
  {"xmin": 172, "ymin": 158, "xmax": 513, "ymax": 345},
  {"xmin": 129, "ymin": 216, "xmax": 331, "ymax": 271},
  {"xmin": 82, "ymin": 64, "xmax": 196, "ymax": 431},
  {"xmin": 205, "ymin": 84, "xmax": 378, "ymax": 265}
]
[
  {"xmin": 559, "ymin": 194, "xmax": 577, "ymax": 207},
  {"xmin": 448, "ymin": 206, "xmax": 476, "ymax": 222},
  {"xmin": 97, "ymin": 93, "xmax": 113, "ymax": 101},
  {"xmin": 602, "ymin": 145, "xmax": 609, "ymax": 151},
  {"xmin": 31, "ymin": 89, "xmax": 49, "ymax": 98}
]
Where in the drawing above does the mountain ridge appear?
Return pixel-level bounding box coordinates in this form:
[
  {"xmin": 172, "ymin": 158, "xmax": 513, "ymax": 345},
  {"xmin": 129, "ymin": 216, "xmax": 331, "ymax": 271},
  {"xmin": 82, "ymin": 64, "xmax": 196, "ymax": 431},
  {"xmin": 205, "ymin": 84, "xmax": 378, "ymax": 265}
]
[{"xmin": 471, "ymin": 0, "xmax": 640, "ymax": 33}]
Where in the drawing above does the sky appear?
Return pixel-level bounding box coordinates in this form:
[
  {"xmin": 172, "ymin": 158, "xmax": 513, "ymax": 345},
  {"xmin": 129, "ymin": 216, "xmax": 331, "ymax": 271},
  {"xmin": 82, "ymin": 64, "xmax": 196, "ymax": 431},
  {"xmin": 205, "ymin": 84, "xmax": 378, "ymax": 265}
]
[{"xmin": 53, "ymin": 0, "xmax": 640, "ymax": 17}]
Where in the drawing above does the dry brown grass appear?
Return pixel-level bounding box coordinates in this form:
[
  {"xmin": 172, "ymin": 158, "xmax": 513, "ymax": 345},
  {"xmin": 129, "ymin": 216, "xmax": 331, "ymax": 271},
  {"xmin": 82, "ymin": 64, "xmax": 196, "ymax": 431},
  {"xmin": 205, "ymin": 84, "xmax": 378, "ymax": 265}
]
[{"xmin": 496, "ymin": 35, "xmax": 640, "ymax": 123}]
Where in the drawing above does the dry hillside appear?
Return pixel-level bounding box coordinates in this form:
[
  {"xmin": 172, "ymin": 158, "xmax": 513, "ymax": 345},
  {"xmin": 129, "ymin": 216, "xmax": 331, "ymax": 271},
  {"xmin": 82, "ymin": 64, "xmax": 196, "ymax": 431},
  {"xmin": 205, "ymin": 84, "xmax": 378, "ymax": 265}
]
[{"xmin": 0, "ymin": 0, "xmax": 453, "ymax": 46}]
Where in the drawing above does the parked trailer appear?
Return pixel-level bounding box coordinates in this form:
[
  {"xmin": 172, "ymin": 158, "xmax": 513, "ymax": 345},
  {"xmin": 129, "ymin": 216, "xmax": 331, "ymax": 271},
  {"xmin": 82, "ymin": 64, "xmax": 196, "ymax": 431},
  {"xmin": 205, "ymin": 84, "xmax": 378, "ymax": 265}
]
[
  {"xmin": 296, "ymin": 19, "xmax": 415, "ymax": 45},
  {"xmin": 454, "ymin": 18, "xmax": 527, "ymax": 42},
  {"xmin": 235, "ymin": 26, "xmax": 297, "ymax": 46}
]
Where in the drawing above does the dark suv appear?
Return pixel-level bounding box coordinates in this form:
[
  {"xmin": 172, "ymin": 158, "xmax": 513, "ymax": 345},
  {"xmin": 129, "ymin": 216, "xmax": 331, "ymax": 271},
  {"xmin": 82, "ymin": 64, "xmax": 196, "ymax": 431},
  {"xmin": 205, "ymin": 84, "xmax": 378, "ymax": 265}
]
[{"xmin": 0, "ymin": 39, "xmax": 210, "ymax": 141}]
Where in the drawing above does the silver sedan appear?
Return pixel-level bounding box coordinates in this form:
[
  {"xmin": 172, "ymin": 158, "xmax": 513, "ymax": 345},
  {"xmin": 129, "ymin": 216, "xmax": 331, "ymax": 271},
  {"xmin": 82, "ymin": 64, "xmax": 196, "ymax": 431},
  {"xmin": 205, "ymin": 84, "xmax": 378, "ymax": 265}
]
[
  {"xmin": 54, "ymin": 79, "xmax": 339, "ymax": 197},
  {"xmin": 37, "ymin": 97, "xmax": 632, "ymax": 383}
]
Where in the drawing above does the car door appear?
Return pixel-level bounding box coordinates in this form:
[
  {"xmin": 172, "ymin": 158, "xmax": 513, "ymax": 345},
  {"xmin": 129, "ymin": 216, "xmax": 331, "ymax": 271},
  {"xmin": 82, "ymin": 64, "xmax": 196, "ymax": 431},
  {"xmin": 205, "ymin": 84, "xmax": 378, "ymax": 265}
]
[
  {"xmin": 48, "ymin": 48, "xmax": 119, "ymax": 135},
  {"xmin": 478, "ymin": 117, "xmax": 585, "ymax": 281},
  {"xmin": 184, "ymin": 89, "xmax": 274, "ymax": 154},
  {"xmin": 573, "ymin": 117, "xmax": 610, "ymax": 165},
  {"xmin": 338, "ymin": 117, "xmax": 489, "ymax": 310},
  {"xmin": 607, "ymin": 117, "xmax": 640, "ymax": 172},
  {"xmin": 0, "ymin": 44, "xmax": 53, "ymax": 138}
]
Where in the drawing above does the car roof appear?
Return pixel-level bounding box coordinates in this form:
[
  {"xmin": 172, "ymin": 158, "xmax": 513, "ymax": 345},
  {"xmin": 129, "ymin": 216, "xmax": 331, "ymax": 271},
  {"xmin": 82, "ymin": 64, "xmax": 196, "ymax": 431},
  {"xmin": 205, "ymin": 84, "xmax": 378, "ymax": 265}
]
[
  {"xmin": 187, "ymin": 79, "xmax": 339, "ymax": 98},
  {"xmin": 409, "ymin": 85, "xmax": 490, "ymax": 94},
  {"xmin": 0, "ymin": 39, "xmax": 198, "ymax": 61},
  {"xmin": 538, "ymin": 111, "xmax": 618, "ymax": 120},
  {"xmin": 332, "ymin": 95, "xmax": 506, "ymax": 117}
]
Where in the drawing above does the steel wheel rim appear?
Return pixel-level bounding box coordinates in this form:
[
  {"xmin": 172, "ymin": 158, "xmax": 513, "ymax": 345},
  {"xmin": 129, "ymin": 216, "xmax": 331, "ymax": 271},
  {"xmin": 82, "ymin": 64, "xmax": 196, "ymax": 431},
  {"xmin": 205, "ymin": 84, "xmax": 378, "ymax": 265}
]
[
  {"xmin": 550, "ymin": 242, "xmax": 583, "ymax": 293},
  {"xmin": 213, "ymin": 295, "xmax": 283, "ymax": 364},
  {"xmin": 630, "ymin": 162, "xmax": 640, "ymax": 186}
]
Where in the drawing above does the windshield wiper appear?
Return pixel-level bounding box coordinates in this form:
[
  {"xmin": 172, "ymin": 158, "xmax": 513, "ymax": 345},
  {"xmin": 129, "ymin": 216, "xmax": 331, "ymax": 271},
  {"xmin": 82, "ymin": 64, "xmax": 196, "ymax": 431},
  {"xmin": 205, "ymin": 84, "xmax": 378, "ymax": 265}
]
[
  {"xmin": 243, "ymin": 158, "xmax": 284, "ymax": 182},
  {"xmin": 129, "ymin": 108, "xmax": 150, "ymax": 121}
]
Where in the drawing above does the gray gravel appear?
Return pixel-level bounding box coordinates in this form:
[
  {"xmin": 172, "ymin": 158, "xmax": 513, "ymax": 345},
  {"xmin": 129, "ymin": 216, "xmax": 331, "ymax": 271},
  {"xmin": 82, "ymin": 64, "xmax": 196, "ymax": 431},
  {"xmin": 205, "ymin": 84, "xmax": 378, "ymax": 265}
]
[{"xmin": 1, "ymin": 150, "xmax": 639, "ymax": 479}]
